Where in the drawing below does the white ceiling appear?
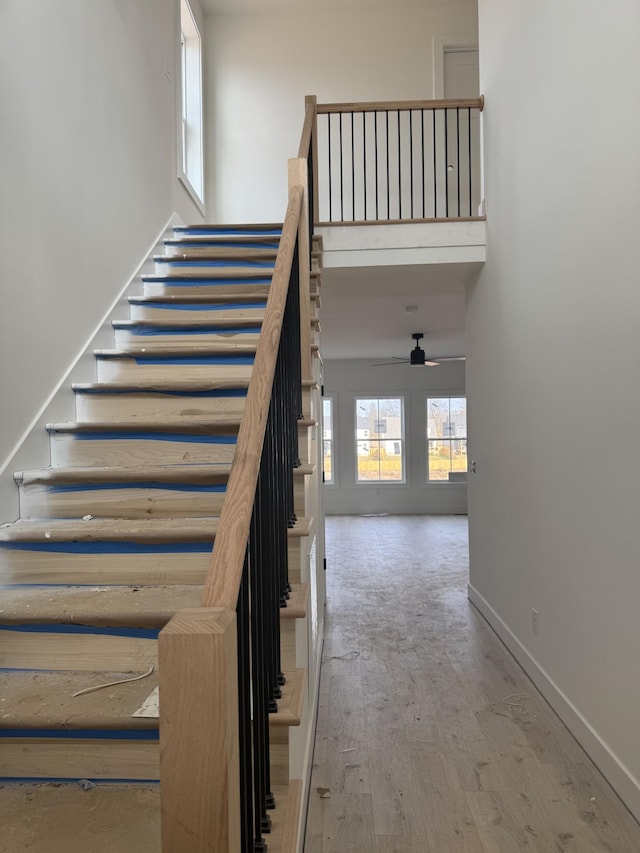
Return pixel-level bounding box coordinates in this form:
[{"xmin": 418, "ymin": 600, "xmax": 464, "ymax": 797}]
[{"xmin": 320, "ymin": 262, "xmax": 478, "ymax": 361}]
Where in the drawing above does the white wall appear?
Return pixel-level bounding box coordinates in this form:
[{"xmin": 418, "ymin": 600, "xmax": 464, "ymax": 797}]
[
  {"xmin": 0, "ymin": 0, "xmax": 205, "ymax": 518},
  {"xmin": 323, "ymin": 358, "xmax": 467, "ymax": 515},
  {"xmin": 205, "ymin": 4, "xmax": 478, "ymax": 221},
  {"xmin": 468, "ymin": 0, "xmax": 640, "ymax": 817}
]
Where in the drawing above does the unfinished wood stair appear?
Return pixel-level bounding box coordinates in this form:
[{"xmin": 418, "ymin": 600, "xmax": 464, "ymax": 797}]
[{"xmin": 0, "ymin": 223, "xmax": 319, "ymax": 852}]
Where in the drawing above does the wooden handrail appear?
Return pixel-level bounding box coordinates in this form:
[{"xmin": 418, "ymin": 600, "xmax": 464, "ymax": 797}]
[
  {"xmin": 298, "ymin": 95, "xmax": 317, "ymax": 159},
  {"xmin": 317, "ymin": 96, "xmax": 484, "ymax": 113},
  {"xmin": 201, "ymin": 185, "xmax": 304, "ymax": 611}
]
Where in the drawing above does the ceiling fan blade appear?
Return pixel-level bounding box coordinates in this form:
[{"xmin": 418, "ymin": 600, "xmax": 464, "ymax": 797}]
[
  {"xmin": 424, "ymin": 360, "xmax": 440, "ymax": 367},
  {"xmin": 430, "ymin": 356, "xmax": 466, "ymax": 363},
  {"xmin": 372, "ymin": 359, "xmax": 410, "ymax": 366}
]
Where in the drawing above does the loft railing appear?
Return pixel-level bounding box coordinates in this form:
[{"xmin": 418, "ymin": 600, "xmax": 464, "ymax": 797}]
[
  {"xmin": 159, "ymin": 153, "xmax": 313, "ymax": 847},
  {"xmin": 306, "ymin": 95, "xmax": 484, "ymax": 224}
]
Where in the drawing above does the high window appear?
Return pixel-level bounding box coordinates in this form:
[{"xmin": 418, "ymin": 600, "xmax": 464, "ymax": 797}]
[
  {"xmin": 322, "ymin": 397, "xmax": 335, "ymax": 484},
  {"xmin": 179, "ymin": 0, "xmax": 204, "ymax": 206},
  {"xmin": 355, "ymin": 397, "xmax": 404, "ymax": 482},
  {"xmin": 427, "ymin": 397, "xmax": 467, "ymax": 481}
]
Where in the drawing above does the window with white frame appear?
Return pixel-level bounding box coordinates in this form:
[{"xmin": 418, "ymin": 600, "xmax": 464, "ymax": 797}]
[
  {"xmin": 322, "ymin": 397, "xmax": 335, "ymax": 484},
  {"xmin": 427, "ymin": 397, "xmax": 467, "ymax": 481},
  {"xmin": 355, "ymin": 397, "xmax": 404, "ymax": 482},
  {"xmin": 179, "ymin": 0, "xmax": 203, "ymax": 205}
]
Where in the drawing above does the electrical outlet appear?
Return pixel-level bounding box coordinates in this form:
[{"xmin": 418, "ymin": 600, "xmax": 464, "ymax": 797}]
[{"xmin": 532, "ymin": 608, "xmax": 539, "ymax": 635}]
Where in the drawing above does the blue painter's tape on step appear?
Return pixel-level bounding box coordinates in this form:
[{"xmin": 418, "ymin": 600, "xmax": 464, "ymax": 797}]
[
  {"xmin": 132, "ymin": 356, "xmax": 254, "ymax": 365},
  {"xmin": 134, "ymin": 301, "xmax": 267, "ymax": 311},
  {"xmin": 121, "ymin": 325, "xmax": 262, "ymax": 336},
  {"xmin": 167, "ymin": 241, "xmax": 279, "ymax": 250},
  {"xmin": 142, "ymin": 277, "xmax": 271, "ymax": 286},
  {"xmin": 71, "ymin": 432, "xmax": 237, "ymax": 443},
  {"xmin": 75, "ymin": 388, "xmax": 248, "ymax": 397},
  {"xmin": 48, "ymin": 482, "xmax": 227, "ymax": 494},
  {"xmin": 0, "ymin": 541, "xmax": 213, "ymax": 554},
  {"xmin": 0, "ymin": 728, "xmax": 159, "ymax": 740},
  {"xmin": 0, "ymin": 624, "xmax": 159, "ymax": 639}
]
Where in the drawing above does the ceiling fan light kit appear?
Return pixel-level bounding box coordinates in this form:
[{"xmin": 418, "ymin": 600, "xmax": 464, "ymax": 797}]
[{"xmin": 372, "ymin": 332, "xmax": 465, "ymax": 368}]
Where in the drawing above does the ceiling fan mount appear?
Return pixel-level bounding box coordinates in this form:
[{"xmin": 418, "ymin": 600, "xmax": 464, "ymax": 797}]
[{"xmin": 372, "ymin": 333, "xmax": 465, "ymax": 368}]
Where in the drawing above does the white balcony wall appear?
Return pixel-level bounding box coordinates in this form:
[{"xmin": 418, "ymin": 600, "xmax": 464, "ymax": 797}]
[{"xmin": 204, "ymin": 4, "xmax": 478, "ymax": 222}]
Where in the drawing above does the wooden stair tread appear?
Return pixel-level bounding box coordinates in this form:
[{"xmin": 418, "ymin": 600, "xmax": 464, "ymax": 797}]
[
  {"xmin": 165, "ymin": 235, "xmax": 279, "ymax": 246},
  {"xmin": 16, "ymin": 463, "xmax": 311, "ymax": 486},
  {"xmin": 128, "ymin": 293, "xmax": 268, "ymax": 304},
  {"xmin": 0, "ymin": 582, "xmax": 307, "ymax": 626},
  {"xmin": 0, "ymin": 516, "xmax": 311, "ymax": 543},
  {"xmin": 0, "ymin": 670, "xmax": 160, "ymax": 730},
  {"xmin": 270, "ymin": 669, "xmax": 305, "ymax": 727},
  {"xmin": 93, "ymin": 344, "xmax": 257, "ymax": 357},
  {"xmin": 112, "ymin": 318, "xmax": 264, "ymax": 329},
  {"xmin": 0, "ymin": 783, "xmax": 160, "ymax": 853},
  {"xmin": 16, "ymin": 464, "xmax": 233, "ymax": 486},
  {"xmin": 46, "ymin": 418, "xmax": 241, "ymax": 434},
  {"xmin": 72, "ymin": 379, "xmax": 250, "ymax": 392},
  {"xmin": 176, "ymin": 222, "xmax": 282, "ymax": 231},
  {"xmin": 154, "ymin": 249, "xmax": 278, "ymax": 260},
  {"xmin": 142, "ymin": 271, "xmax": 272, "ymax": 282},
  {"xmin": 0, "ymin": 584, "xmax": 202, "ymax": 626}
]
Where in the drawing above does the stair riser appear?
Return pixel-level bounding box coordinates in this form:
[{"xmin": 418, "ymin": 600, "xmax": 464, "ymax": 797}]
[
  {"xmin": 113, "ymin": 329, "xmax": 260, "ymax": 348},
  {"xmin": 153, "ymin": 260, "xmax": 275, "ymax": 275},
  {"xmin": 0, "ymin": 739, "xmax": 159, "ymax": 782},
  {"xmin": 142, "ymin": 282, "xmax": 271, "ymax": 298},
  {"xmin": 0, "ymin": 541, "xmax": 301, "ymax": 586},
  {"xmin": 49, "ymin": 434, "xmax": 237, "ymax": 467},
  {"xmin": 0, "ymin": 628, "xmax": 156, "ymax": 672},
  {"xmin": 95, "ymin": 359, "xmax": 253, "ymax": 382},
  {"xmin": 164, "ymin": 242, "xmax": 279, "ymax": 256},
  {"xmin": 129, "ymin": 304, "xmax": 266, "ymax": 322},
  {"xmin": 18, "ymin": 485, "xmax": 227, "ymax": 521},
  {"xmin": 74, "ymin": 391, "xmax": 247, "ymax": 422}
]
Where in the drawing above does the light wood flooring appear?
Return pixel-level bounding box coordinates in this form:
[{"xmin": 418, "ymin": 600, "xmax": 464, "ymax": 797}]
[{"xmin": 304, "ymin": 516, "xmax": 640, "ymax": 853}]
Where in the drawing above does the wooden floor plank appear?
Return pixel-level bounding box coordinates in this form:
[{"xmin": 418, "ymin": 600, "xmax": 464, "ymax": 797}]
[{"xmin": 304, "ymin": 516, "xmax": 640, "ymax": 853}]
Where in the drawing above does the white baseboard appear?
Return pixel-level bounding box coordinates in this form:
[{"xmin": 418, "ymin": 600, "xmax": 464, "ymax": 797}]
[
  {"xmin": 468, "ymin": 583, "xmax": 640, "ymax": 823},
  {"xmin": 297, "ymin": 629, "xmax": 325, "ymax": 853}
]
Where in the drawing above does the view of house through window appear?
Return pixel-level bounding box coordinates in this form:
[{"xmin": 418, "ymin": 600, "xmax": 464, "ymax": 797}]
[
  {"xmin": 322, "ymin": 397, "xmax": 334, "ymax": 484},
  {"xmin": 355, "ymin": 397, "xmax": 404, "ymax": 482},
  {"xmin": 427, "ymin": 397, "xmax": 467, "ymax": 481},
  {"xmin": 180, "ymin": 0, "xmax": 203, "ymax": 204}
]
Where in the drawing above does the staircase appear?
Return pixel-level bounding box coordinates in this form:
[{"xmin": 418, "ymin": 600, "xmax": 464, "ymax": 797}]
[{"xmin": 0, "ymin": 223, "xmax": 322, "ymax": 852}]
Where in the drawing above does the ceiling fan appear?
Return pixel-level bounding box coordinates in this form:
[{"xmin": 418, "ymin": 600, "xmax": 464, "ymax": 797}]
[{"xmin": 372, "ymin": 333, "xmax": 465, "ymax": 367}]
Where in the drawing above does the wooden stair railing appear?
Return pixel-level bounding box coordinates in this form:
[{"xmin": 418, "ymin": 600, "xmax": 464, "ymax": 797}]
[{"xmin": 159, "ymin": 178, "xmax": 311, "ymax": 851}]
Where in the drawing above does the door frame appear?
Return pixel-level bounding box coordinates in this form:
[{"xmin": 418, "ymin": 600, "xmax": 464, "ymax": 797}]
[{"xmin": 433, "ymin": 35, "xmax": 479, "ymax": 99}]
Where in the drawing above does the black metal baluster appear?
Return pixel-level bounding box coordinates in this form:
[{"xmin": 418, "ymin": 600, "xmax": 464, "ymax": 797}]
[
  {"xmin": 468, "ymin": 107, "xmax": 472, "ymax": 216},
  {"xmin": 339, "ymin": 112, "xmax": 344, "ymax": 221},
  {"xmin": 248, "ymin": 509, "xmax": 270, "ymax": 850},
  {"xmin": 363, "ymin": 112, "xmax": 367, "ymax": 221},
  {"xmin": 456, "ymin": 108, "xmax": 461, "ymax": 217},
  {"xmin": 385, "ymin": 110, "xmax": 390, "ymax": 219},
  {"xmin": 445, "ymin": 108, "xmax": 449, "ymax": 218},
  {"xmin": 237, "ymin": 560, "xmax": 254, "ymax": 853},
  {"xmin": 351, "ymin": 112, "xmax": 355, "ymax": 221},
  {"xmin": 397, "ymin": 111, "xmax": 401, "ymax": 219},
  {"xmin": 421, "ymin": 109, "xmax": 425, "ymax": 218},
  {"xmin": 327, "ymin": 113, "xmax": 332, "ymax": 221},
  {"xmin": 409, "ymin": 110, "xmax": 414, "ymax": 219},
  {"xmin": 374, "ymin": 111, "xmax": 379, "ymax": 220},
  {"xmin": 432, "ymin": 109, "xmax": 437, "ymax": 218}
]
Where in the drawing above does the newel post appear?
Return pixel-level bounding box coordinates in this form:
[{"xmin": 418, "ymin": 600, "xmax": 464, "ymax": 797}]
[
  {"xmin": 288, "ymin": 158, "xmax": 312, "ymax": 383},
  {"xmin": 159, "ymin": 607, "xmax": 240, "ymax": 853}
]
